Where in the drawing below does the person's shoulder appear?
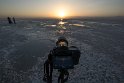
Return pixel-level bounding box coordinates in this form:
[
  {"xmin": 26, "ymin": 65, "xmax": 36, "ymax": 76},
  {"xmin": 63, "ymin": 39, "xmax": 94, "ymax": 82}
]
[
  {"xmin": 53, "ymin": 46, "xmax": 58, "ymax": 50},
  {"xmin": 69, "ymin": 46, "xmax": 79, "ymax": 50},
  {"xmin": 69, "ymin": 46, "xmax": 81, "ymax": 53},
  {"xmin": 50, "ymin": 47, "xmax": 57, "ymax": 54}
]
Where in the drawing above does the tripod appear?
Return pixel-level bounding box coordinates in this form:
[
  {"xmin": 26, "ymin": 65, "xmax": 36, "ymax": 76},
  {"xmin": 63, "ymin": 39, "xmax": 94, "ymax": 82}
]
[
  {"xmin": 58, "ymin": 69, "xmax": 69, "ymax": 83},
  {"xmin": 43, "ymin": 60, "xmax": 69, "ymax": 83}
]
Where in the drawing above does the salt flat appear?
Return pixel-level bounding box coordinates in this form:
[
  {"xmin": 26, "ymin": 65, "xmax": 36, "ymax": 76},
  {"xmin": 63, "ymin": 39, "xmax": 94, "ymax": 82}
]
[{"xmin": 0, "ymin": 17, "xmax": 124, "ymax": 83}]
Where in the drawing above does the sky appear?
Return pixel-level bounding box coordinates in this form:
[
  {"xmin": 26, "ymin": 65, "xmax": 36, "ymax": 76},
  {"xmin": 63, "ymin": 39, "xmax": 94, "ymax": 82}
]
[{"xmin": 0, "ymin": 0, "xmax": 124, "ymax": 18}]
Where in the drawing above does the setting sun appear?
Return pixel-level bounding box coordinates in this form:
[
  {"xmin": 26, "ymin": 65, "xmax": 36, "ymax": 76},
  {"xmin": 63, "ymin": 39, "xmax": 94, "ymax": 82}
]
[{"xmin": 59, "ymin": 10, "xmax": 65, "ymax": 18}]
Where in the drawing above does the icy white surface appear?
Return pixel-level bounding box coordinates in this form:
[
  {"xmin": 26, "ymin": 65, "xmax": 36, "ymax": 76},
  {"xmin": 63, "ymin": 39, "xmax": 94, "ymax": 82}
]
[{"xmin": 0, "ymin": 18, "xmax": 124, "ymax": 83}]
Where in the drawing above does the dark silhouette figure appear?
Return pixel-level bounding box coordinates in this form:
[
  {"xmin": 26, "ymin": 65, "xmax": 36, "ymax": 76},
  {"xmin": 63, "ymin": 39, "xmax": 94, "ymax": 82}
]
[
  {"xmin": 7, "ymin": 17, "xmax": 13, "ymax": 24},
  {"xmin": 13, "ymin": 17, "xmax": 16, "ymax": 24},
  {"xmin": 43, "ymin": 37, "xmax": 81, "ymax": 83}
]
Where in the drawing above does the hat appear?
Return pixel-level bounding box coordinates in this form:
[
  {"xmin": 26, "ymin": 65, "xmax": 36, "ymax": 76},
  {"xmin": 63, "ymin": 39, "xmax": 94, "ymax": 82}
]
[{"xmin": 56, "ymin": 37, "xmax": 68, "ymax": 46}]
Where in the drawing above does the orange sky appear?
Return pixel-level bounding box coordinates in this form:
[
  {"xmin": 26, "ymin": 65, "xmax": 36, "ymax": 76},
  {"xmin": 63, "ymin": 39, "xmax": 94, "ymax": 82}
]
[{"xmin": 0, "ymin": 0, "xmax": 124, "ymax": 18}]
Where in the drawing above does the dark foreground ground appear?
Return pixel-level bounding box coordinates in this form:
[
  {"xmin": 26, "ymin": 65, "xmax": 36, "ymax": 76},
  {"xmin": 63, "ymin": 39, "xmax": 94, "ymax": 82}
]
[{"xmin": 0, "ymin": 17, "xmax": 124, "ymax": 83}]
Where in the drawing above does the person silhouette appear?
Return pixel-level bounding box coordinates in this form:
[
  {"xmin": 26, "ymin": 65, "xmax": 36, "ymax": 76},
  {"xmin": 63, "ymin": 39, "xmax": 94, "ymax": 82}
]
[
  {"xmin": 13, "ymin": 17, "xmax": 16, "ymax": 24},
  {"xmin": 7, "ymin": 17, "xmax": 13, "ymax": 24},
  {"xmin": 43, "ymin": 37, "xmax": 81, "ymax": 83}
]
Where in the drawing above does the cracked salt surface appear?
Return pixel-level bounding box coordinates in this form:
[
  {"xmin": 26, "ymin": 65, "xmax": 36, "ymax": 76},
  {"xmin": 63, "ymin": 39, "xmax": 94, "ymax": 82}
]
[{"xmin": 0, "ymin": 18, "xmax": 124, "ymax": 83}]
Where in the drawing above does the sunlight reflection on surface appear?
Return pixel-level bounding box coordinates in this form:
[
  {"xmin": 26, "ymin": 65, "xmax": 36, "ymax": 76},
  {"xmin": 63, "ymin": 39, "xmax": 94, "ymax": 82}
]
[
  {"xmin": 58, "ymin": 21, "xmax": 67, "ymax": 25},
  {"xmin": 45, "ymin": 25, "xmax": 56, "ymax": 27},
  {"xmin": 69, "ymin": 24, "xmax": 85, "ymax": 27}
]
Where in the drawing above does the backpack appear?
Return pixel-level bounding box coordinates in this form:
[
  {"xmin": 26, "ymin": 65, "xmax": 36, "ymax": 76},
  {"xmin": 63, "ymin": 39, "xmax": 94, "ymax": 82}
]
[
  {"xmin": 52, "ymin": 46, "xmax": 74, "ymax": 69},
  {"xmin": 69, "ymin": 46, "xmax": 81, "ymax": 65}
]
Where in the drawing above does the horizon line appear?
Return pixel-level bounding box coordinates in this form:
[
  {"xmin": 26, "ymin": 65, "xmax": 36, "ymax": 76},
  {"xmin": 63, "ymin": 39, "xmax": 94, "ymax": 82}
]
[{"xmin": 0, "ymin": 15, "xmax": 124, "ymax": 19}]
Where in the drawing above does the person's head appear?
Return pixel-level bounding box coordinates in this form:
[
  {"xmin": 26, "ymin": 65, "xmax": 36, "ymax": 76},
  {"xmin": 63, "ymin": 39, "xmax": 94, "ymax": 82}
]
[{"xmin": 56, "ymin": 37, "xmax": 68, "ymax": 47}]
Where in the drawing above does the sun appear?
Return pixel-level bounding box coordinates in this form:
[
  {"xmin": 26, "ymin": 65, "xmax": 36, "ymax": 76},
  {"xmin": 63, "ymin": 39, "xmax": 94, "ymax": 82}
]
[{"xmin": 59, "ymin": 10, "xmax": 65, "ymax": 18}]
